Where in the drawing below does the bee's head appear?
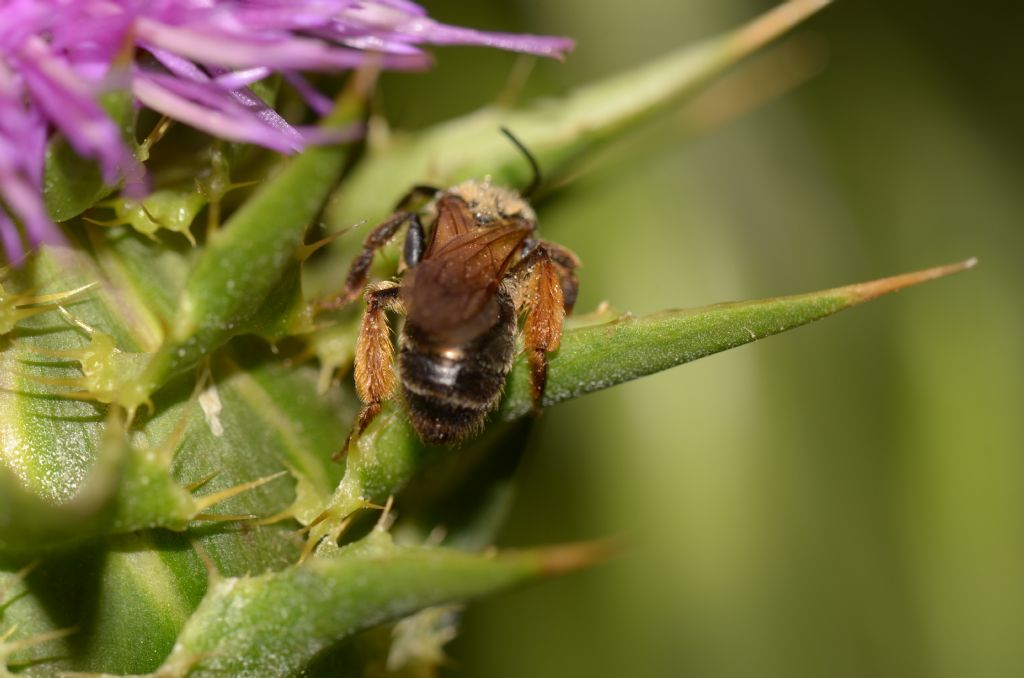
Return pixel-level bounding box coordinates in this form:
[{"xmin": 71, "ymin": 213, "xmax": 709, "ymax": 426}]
[{"xmin": 449, "ymin": 179, "xmax": 536, "ymax": 225}]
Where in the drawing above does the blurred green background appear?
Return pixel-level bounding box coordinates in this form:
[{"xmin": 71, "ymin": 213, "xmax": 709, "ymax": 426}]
[{"xmin": 383, "ymin": 1, "xmax": 1023, "ymax": 677}]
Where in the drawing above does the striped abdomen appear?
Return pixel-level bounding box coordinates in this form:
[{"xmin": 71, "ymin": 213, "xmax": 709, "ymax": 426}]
[{"xmin": 399, "ymin": 289, "xmax": 516, "ymax": 445}]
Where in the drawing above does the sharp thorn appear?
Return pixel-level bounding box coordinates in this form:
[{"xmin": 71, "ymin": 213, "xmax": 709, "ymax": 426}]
[
  {"xmin": 327, "ymin": 513, "xmax": 357, "ymax": 544},
  {"xmin": 83, "ymin": 216, "xmax": 124, "ymax": 227},
  {"xmin": 373, "ymin": 495, "xmax": 396, "ymax": 533},
  {"xmin": 10, "ymin": 370, "xmax": 86, "ymax": 388},
  {"xmin": 2, "ymin": 625, "xmax": 77, "ymax": 654},
  {"xmin": 190, "ymin": 539, "xmax": 220, "ymax": 581},
  {"xmin": 14, "ymin": 282, "xmax": 97, "ymax": 309},
  {"xmin": 297, "ymin": 534, "xmax": 320, "ymax": 565},
  {"xmin": 192, "ymin": 513, "xmax": 259, "ymax": 523},
  {"xmin": 184, "ymin": 471, "xmax": 220, "ymax": 492},
  {"xmin": 252, "ymin": 508, "xmax": 296, "ymax": 526},
  {"xmin": 191, "ymin": 470, "xmax": 288, "ymax": 513},
  {"xmin": 296, "ymin": 510, "xmax": 329, "ymax": 536},
  {"xmin": 0, "ymin": 560, "xmax": 39, "ymax": 604}
]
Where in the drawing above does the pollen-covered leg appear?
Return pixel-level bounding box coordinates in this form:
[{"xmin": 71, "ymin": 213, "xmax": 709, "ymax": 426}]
[
  {"xmin": 519, "ymin": 245, "xmax": 576, "ymax": 412},
  {"xmin": 548, "ymin": 243, "xmax": 581, "ymax": 314},
  {"xmin": 342, "ymin": 282, "xmax": 404, "ymax": 455}
]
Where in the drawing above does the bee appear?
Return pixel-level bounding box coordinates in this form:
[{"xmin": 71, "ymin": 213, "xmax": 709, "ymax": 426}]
[{"xmin": 331, "ymin": 129, "xmax": 579, "ymax": 448}]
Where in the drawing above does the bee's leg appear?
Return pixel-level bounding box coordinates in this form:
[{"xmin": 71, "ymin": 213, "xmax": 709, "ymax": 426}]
[
  {"xmin": 401, "ymin": 214, "xmax": 425, "ymax": 269},
  {"xmin": 339, "ymin": 282, "xmax": 405, "ymax": 456},
  {"xmin": 517, "ymin": 244, "xmax": 574, "ymax": 413},
  {"xmin": 542, "ymin": 242, "xmax": 581, "ymax": 314},
  {"xmin": 330, "ymin": 183, "xmax": 436, "ymax": 308},
  {"xmin": 393, "ymin": 185, "xmax": 439, "ymax": 211},
  {"xmin": 320, "ymin": 211, "xmax": 414, "ymax": 310},
  {"xmin": 514, "ymin": 240, "xmax": 580, "ymax": 313}
]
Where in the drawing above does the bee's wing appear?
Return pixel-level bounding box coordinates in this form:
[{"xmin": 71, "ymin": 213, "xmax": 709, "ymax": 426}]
[
  {"xmin": 405, "ymin": 219, "xmax": 533, "ymax": 338},
  {"xmin": 426, "ymin": 194, "xmax": 477, "ymax": 253}
]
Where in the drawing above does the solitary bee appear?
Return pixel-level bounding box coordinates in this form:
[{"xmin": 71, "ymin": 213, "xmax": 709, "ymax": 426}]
[{"xmin": 331, "ymin": 130, "xmax": 579, "ymax": 447}]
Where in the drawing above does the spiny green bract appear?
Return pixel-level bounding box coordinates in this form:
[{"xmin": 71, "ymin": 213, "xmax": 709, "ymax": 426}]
[{"xmin": 0, "ymin": 3, "xmax": 972, "ymax": 676}]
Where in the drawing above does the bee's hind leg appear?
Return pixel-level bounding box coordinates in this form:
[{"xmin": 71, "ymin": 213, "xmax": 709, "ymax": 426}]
[
  {"xmin": 541, "ymin": 241, "xmax": 581, "ymax": 314},
  {"xmin": 337, "ymin": 282, "xmax": 404, "ymax": 458},
  {"xmin": 516, "ymin": 242, "xmax": 580, "ymax": 413}
]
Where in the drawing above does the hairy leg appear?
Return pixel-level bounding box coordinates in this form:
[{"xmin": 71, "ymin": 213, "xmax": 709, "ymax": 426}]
[
  {"xmin": 338, "ymin": 282, "xmax": 404, "ymax": 456},
  {"xmin": 515, "ymin": 242, "xmax": 579, "ymax": 411}
]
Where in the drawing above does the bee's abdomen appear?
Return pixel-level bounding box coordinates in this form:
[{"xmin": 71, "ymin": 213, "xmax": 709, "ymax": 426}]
[{"xmin": 400, "ymin": 292, "xmax": 516, "ymax": 445}]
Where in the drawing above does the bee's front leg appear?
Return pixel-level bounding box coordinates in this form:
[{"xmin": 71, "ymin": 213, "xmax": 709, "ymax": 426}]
[
  {"xmin": 320, "ymin": 212, "xmax": 411, "ymax": 311},
  {"xmin": 326, "ymin": 184, "xmax": 437, "ymax": 309},
  {"xmin": 337, "ymin": 282, "xmax": 404, "ymax": 457}
]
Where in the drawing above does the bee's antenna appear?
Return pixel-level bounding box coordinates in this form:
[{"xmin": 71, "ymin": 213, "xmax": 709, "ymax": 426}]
[{"xmin": 500, "ymin": 127, "xmax": 541, "ymax": 198}]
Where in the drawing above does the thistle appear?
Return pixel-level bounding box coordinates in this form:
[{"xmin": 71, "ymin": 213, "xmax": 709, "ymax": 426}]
[{"xmin": 0, "ymin": 1, "xmax": 973, "ymax": 676}]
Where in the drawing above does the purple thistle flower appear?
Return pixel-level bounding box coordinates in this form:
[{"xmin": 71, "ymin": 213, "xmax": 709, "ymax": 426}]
[{"xmin": 0, "ymin": 1, "xmax": 573, "ymax": 263}]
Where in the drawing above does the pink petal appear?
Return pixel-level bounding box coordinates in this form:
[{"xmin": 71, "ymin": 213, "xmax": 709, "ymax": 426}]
[
  {"xmin": 15, "ymin": 37, "xmax": 129, "ymax": 183},
  {"xmin": 213, "ymin": 67, "xmax": 273, "ymax": 90},
  {"xmin": 145, "ymin": 50, "xmax": 307, "ymax": 151},
  {"xmin": 133, "ymin": 73, "xmax": 298, "ymax": 153},
  {"xmin": 283, "ymin": 71, "xmax": 334, "ymax": 116},
  {"xmin": 135, "ymin": 17, "xmax": 429, "ymax": 71}
]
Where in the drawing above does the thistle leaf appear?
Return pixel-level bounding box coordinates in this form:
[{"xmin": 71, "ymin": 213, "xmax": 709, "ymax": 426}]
[
  {"xmin": 0, "ymin": 356, "xmax": 351, "ymax": 671},
  {"xmin": 0, "ymin": 245, "xmax": 349, "ymax": 553},
  {"xmin": 329, "ymin": 260, "xmax": 976, "ymax": 515},
  {"xmin": 0, "ymin": 412, "xmax": 193, "ymax": 552},
  {"xmin": 153, "ymin": 531, "xmax": 606, "ymax": 678},
  {"xmin": 501, "ymin": 258, "xmax": 977, "ymax": 417},
  {"xmin": 328, "ymin": 0, "xmax": 832, "ymax": 228}
]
